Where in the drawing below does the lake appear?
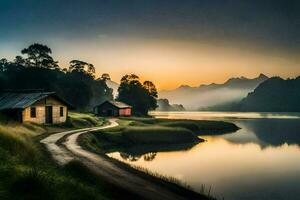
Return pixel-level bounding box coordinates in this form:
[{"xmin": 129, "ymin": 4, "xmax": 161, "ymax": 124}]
[{"xmin": 108, "ymin": 112, "xmax": 300, "ymax": 200}]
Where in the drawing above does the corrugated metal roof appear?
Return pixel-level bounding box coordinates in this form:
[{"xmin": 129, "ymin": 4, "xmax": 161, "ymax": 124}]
[
  {"xmin": 96, "ymin": 100, "xmax": 132, "ymax": 109},
  {"xmin": 0, "ymin": 92, "xmax": 69, "ymax": 110},
  {"xmin": 108, "ymin": 100, "xmax": 132, "ymax": 108}
]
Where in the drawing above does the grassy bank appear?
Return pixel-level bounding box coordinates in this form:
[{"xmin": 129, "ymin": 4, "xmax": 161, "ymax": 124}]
[
  {"xmin": 80, "ymin": 117, "xmax": 239, "ymax": 154},
  {"xmin": 0, "ymin": 112, "xmax": 132, "ymax": 200},
  {"xmin": 126, "ymin": 117, "xmax": 240, "ymax": 135},
  {"xmin": 66, "ymin": 112, "xmax": 106, "ymax": 128},
  {"xmin": 79, "ymin": 117, "xmax": 238, "ymax": 200}
]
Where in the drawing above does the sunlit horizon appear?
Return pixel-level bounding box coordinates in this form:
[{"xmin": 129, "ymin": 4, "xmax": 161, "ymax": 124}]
[
  {"xmin": 1, "ymin": 1, "xmax": 299, "ymax": 90},
  {"xmin": 2, "ymin": 37, "xmax": 300, "ymax": 90}
]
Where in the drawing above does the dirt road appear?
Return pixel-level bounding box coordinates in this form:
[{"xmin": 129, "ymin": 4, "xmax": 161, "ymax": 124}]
[{"xmin": 41, "ymin": 119, "xmax": 205, "ymax": 200}]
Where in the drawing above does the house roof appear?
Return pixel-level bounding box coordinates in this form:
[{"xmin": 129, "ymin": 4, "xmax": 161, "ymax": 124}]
[
  {"xmin": 0, "ymin": 91, "xmax": 73, "ymax": 110},
  {"xmin": 97, "ymin": 100, "xmax": 132, "ymax": 109}
]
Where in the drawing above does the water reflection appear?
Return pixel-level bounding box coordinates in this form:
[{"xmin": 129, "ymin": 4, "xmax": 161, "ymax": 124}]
[
  {"xmin": 113, "ymin": 119, "xmax": 300, "ymax": 162},
  {"xmin": 108, "ymin": 112, "xmax": 300, "ymax": 200},
  {"xmin": 143, "ymin": 152, "xmax": 157, "ymax": 161},
  {"xmin": 116, "ymin": 142, "xmax": 197, "ymax": 162},
  {"xmin": 239, "ymin": 119, "xmax": 300, "ymax": 146},
  {"xmin": 120, "ymin": 152, "xmax": 157, "ymax": 162}
]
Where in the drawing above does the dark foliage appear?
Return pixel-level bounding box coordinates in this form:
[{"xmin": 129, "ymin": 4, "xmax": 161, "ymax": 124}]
[
  {"xmin": 0, "ymin": 44, "xmax": 113, "ymax": 111},
  {"xmin": 21, "ymin": 43, "xmax": 59, "ymax": 69},
  {"xmin": 236, "ymin": 76, "xmax": 300, "ymax": 111},
  {"xmin": 156, "ymin": 98, "xmax": 185, "ymax": 111},
  {"xmin": 117, "ymin": 74, "xmax": 157, "ymax": 115},
  {"xmin": 9, "ymin": 169, "xmax": 53, "ymax": 200}
]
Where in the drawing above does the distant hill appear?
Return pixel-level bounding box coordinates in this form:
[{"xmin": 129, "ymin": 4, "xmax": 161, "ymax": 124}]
[
  {"xmin": 156, "ymin": 99, "xmax": 185, "ymax": 111},
  {"xmin": 106, "ymin": 79, "xmax": 119, "ymax": 98},
  {"xmin": 236, "ymin": 76, "xmax": 300, "ymax": 112},
  {"xmin": 159, "ymin": 74, "xmax": 268, "ymax": 110}
]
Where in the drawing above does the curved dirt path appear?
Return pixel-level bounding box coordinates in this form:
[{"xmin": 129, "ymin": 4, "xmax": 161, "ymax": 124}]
[
  {"xmin": 41, "ymin": 119, "xmax": 202, "ymax": 200},
  {"xmin": 40, "ymin": 124, "xmax": 113, "ymax": 165}
]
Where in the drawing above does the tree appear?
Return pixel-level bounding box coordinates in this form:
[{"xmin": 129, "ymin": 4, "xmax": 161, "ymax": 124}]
[
  {"xmin": 143, "ymin": 81, "xmax": 158, "ymax": 98},
  {"xmin": 120, "ymin": 74, "xmax": 140, "ymax": 85},
  {"xmin": 14, "ymin": 56, "xmax": 25, "ymax": 66},
  {"xmin": 0, "ymin": 44, "xmax": 113, "ymax": 111},
  {"xmin": 143, "ymin": 81, "xmax": 158, "ymax": 111},
  {"xmin": 117, "ymin": 74, "xmax": 157, "ymax": 115},
  {"xmin": 69, "ymin": 60, "xmax": 95, "ymax": 78},
  {"xmin": 0, "ymin": 58, "xmax": 8, "ymax": 72},
  {"xmin": 100, "ymin": 73, "xmax": 111, "ymax": 81},
  {"xmin": 21, "ymin": 43, "xmax": 59, "ymax": 69}
]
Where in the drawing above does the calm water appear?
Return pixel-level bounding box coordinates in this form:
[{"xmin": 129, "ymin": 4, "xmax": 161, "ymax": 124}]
[{"xmin": 108, "ymin": 112, "xmax": 300, "ymax": 200}]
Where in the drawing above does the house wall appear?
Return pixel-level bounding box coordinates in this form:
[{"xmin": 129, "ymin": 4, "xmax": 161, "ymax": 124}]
[
  {"xmin": 119, "ymin": 108, "xmax": 131, "ymax": 116},
  {"xmin": 22, "ymin": 96, "xmax": 68, "ymax": 124},
  {"xmin": 23, "ymin": 106, "xmax": 46, "ymax": 124}
]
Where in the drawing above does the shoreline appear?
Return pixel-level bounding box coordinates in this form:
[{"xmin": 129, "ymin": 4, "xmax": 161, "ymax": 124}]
[
  {"xmin": 54, "ymin": 119, "xmax": 212, "ymax": 200},
  {"xmin": 77, "ymin": 117, "xmax": 239, "ymax": 199}
]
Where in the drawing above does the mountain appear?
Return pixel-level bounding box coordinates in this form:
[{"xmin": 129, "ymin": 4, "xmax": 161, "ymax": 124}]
[
  {"xmin": 106, "ymin": 79, "xmax": 119, "ymax": 98},
  {"xmin": 236, "ymin": 76, "xmax": 300, "ymax": 112},
  {"xmin": 159, "ymin": 74, "xmax": 268, "ymax": 110},
  {"xmin": 156, "ymin": 99, "xmax": 185, "ymax": 111}
]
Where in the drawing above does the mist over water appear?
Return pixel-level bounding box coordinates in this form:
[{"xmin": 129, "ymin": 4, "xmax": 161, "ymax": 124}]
[
  {"xmin": 160, "ymin": 88, "xmax": 249, "ymax": 110},
  {"xmin": 108, "ymin": 112, "xmax": 300, "ymax": 200}
]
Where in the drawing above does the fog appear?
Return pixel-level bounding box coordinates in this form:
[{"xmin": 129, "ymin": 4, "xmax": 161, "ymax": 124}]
[{"xmin": 159, "ymin": 87, "xmax": 251, "ymax": 110}]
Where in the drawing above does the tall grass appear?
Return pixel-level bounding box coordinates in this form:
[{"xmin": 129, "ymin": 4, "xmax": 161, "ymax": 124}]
[
  {"xmin": 0, "ymin": 122, "xmax": 45, "ymax": 137},
  {"xmin": 0, "ymin": 112, "xmax": 112, "ymax": 200},
  {"xmin": 0, "ymin": 131, "xmax": 37, "ymax": 161},
  {"xmin": 133, "ymin": 165, "xmax": 193, "ymax": 189},
  {"xmin": 130, "ymin": 165, "xmax": 217, "ymax": 200}
]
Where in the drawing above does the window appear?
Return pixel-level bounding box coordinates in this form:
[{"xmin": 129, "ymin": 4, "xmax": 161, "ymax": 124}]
[
  {"xmin": 30, "ymin": 107, "xmax": 36, "ymax": 118},
  {"xmin": 60, "ymin": 107, "xmax": 64, "ymax": 117}
]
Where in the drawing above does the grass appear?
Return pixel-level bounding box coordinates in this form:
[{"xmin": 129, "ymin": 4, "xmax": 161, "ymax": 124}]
[
  {"xmin": 131, "ymin": 165, "xmax": 217, "ymax": 200},
  {"xmin": 133, "ymin": 165, "xmax": 193, "ymax": 189},
  {"xmin": 80, "ymin": 117, "xmax": 238, "ymax": 154},
  {"xmin": 122, "ymin": 126, "xmax": 201, "ymax": 144},
  {"xmin": 125, "ymin": 117, "xmax": 240, "ymax": 135},
  {"xmin": 66, "ymin": 112, "xmax": 106, "ymax": 128},
  {"xmin": 79, "ymin": 125, "xmax": 201, "ymax": 154},
  {"xmin": 0, "ymin": 112, "xmax": 117, "ymax": 200}
]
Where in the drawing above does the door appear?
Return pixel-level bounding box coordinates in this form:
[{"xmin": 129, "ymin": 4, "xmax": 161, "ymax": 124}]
[{"xmin": 45, "ymin": 106, "xmax": 53, "ymax": 124}]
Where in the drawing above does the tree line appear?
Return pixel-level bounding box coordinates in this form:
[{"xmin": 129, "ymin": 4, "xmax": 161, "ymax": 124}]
[{"xmin": 0, "ymin": 43, "xmax": 157, "ymax": 114}]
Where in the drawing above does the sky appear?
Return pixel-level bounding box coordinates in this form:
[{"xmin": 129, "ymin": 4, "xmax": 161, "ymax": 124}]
[{"xmin": 0, "ymin": 0, "xmax": 299, "ymax": 90}]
